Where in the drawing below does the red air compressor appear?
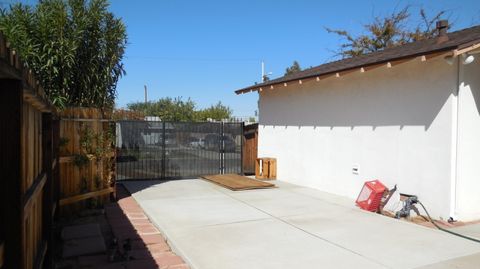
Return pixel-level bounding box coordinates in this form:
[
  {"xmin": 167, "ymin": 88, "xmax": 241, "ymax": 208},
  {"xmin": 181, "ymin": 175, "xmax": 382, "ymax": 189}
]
[{"xmin": 356, "ymin": 180, "xmax": 386, "ymax": 212}]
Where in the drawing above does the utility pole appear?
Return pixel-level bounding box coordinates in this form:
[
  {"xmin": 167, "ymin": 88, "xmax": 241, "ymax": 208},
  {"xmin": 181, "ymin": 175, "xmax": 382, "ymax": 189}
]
[{"xmin": 144, "ymin": 85, "xmax": 148, "ymax": 103}]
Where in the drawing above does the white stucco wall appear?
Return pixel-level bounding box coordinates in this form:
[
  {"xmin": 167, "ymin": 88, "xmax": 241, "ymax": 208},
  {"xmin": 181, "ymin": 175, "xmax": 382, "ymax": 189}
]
[
  {"xmin": 258, "ymin": 56, "xmax": 460, "ymax": 219},
  {"xmin": 456, "ymin": 55, "xmax": 480, "ymax": 220}
]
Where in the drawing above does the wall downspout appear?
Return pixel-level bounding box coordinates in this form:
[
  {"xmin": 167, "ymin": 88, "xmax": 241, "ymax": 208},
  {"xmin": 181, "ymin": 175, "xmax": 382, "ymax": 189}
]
[{"xmin": 450, "ymin": 56, "xmax": 461, "ymax": 219}]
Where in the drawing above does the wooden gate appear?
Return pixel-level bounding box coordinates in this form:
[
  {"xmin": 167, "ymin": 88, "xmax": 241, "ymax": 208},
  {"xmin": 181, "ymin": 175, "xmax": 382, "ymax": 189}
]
[{"xmin": 242, "ymin": 123, "xmax": 258, "ymax": 175}]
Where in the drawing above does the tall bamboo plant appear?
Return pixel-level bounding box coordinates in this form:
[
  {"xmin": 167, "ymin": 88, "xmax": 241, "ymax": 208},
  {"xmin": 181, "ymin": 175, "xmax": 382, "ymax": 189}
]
[{"xmin": 0, "ymin": 0, "xmax": 127, "ymax": 108}]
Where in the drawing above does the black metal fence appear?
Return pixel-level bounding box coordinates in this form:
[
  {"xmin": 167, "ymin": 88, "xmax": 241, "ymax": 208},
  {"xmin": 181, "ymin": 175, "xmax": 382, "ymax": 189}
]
[{"xmin": 116, "ymin": 121, "xmax": 243, "ymax": 180}]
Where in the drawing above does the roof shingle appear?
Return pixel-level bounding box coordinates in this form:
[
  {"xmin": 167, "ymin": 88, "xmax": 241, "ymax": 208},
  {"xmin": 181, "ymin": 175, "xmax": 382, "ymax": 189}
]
[{"xmin": 235, "ymin": 25, "xmax": 480, "ymax": 94}]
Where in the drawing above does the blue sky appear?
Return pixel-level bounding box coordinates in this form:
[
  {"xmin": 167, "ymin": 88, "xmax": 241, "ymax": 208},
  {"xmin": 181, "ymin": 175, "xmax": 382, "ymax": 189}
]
[{"xmin": 5, "ymin": 0, "xmax": 480, "ymax": 116}]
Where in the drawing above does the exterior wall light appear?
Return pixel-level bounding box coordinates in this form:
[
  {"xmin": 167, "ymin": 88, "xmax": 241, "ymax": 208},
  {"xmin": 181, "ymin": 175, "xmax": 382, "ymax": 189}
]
[{"xmin": 462, "ymin": 54, "xmax": 475, "ymax": 65}]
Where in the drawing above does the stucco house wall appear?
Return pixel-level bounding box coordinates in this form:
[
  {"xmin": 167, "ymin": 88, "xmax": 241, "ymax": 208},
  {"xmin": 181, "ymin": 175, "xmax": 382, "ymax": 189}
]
[
  {"xmin": 456, "ymin": 56, "xmax": 480, "ymax": 220},
  {"xmin": 257, "ymin": 55, "xmax": 479, "ymax": 220}
]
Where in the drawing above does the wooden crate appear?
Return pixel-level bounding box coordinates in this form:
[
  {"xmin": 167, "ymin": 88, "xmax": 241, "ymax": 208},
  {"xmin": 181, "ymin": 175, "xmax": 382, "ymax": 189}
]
[{"xmin": 255, "ymin": 157, "xmax": 277, "ymax": 180}]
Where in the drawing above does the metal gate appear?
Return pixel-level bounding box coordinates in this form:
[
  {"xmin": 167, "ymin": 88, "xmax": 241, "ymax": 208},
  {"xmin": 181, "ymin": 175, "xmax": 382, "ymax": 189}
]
[{"xmin": 116, "ymin": 121, "xmax": 243, "ymax": 180}]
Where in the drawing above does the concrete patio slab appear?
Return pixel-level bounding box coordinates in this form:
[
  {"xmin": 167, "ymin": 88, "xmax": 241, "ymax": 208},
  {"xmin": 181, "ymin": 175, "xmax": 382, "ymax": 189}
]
[
  {"xmin": 62, "ymin": 236, "xmax": 106, "ymax": 258},
  {"xmin": 415, "ymin": 252, "xmax": 480, "ymax": 269},
  {"xmin": 168, "ymin": 218, "xmax": 385, "ymax": 269},
  {"xmin": 284, "ymin": 211, "xmax": 480, "ymax": 268},
  {"xmin": 123, "ymin": 179, "xmax": 223, "ymax": 201},
  {"xmin": 123, "ymin": 179, "xmax": 480, "ymax": 269},
  {"xmin": 61, "ymin": 223, "xmax": 102, "ymax": 240},
  {"xmin": 139, "ymin": 193, "xmax": 270, "ymax": 231},
  {"xmin": 288, "ymin": 185, "xmax": 357, "ymax": 208},
  {"xmin": 228, "ymin": 188, "xmax": 351, "ymax": 217},
  {"xmin": 450, "ymin": 223, "xmax": 480, "ymax": 240}
]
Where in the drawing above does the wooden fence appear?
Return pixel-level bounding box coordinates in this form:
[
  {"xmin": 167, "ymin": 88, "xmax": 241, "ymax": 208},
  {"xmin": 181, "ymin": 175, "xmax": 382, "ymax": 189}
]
[
  {"xmin": 0, "ymin": 32, "xmax": 116, "ymax": 268},
  {"xmin": 58, "ymin": 107, "xmax": 116, "ymax": 214},
  {"xmin": 242, "ymin": 123, "xmax": 258, "ymax": 175},
  {"xmin": 0, "ymin": 33, "xmax": 58, "ymax": 269}
]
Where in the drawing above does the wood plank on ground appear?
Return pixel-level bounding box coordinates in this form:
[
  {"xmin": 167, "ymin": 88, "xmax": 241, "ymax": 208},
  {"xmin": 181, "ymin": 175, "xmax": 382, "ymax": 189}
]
[{"xmin": 201, "ymin": 174, "xmax": 275, "ymax": 191}]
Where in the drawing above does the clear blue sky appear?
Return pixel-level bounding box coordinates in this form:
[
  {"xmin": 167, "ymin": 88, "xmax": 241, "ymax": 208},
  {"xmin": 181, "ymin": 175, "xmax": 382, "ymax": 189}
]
[{"xmin": 5, "ymin": 0, "xmax": 480, "ymax": 116}]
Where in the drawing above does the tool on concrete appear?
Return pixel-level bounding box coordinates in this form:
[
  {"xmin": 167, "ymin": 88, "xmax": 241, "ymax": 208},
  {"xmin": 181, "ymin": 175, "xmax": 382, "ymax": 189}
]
[
  {"xmin": 392, "ymin": 192, "xmax": 480, "ymax": 244},
  {"xmin": 395, "ymin": 194, "xmax": 423, "ymax": 219},
  {"xmin": 417, "ymin": 200, "xmax": 480, "ymax": 244},
  {"xmin": 380, "ymin": 184, "xmax": 403, "ymax": 213}
]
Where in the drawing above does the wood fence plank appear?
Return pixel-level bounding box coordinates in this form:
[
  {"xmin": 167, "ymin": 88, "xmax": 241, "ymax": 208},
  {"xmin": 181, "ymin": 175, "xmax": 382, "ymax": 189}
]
[
  {"xmin": 42, "ymin": 113, "xmax": 53, "ymax": 268},
  {"xmin": 23, "ymin": 173, "xmax": 46, "ymax": 219},
  {"xmin": 0, "ymin": 79, "xmax": 24, "ymax": 269},
  {"xmin": 59, "ymin": 187, "xmax": 114, "ymax": 206},
  {"xmin": 29, "ymin": 107, "xmax": 34, "ymax": 189},
  {"xmin": 59, "ymin": 108, "xmax": 115, "ymax": 214},
  {"xmin": 0, "ymin": 241, "xmax": 4, "ymax": 268}
]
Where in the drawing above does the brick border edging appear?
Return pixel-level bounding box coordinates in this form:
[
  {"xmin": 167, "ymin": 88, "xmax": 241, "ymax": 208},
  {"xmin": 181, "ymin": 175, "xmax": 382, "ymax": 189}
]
[{"xmin": 103, "ymin": 184, "xmax": 190, "ymax": 269}]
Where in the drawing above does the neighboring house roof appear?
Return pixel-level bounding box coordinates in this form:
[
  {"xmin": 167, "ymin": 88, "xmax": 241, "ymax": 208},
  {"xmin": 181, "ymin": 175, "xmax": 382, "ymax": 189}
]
[{"xmin": 235, "ymin": 24, "xmax": 480, "ymax": 94}]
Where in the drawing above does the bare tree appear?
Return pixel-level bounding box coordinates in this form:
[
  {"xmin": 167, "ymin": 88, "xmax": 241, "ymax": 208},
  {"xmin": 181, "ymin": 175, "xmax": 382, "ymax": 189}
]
[{"xmin": 326, "ymin": 6, "xmax": 449, "ymax": 58}]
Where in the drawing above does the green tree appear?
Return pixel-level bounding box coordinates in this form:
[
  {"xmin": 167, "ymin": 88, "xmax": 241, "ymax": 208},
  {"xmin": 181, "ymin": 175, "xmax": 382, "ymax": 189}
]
[
  {"xmin": 326, "ymin": 6, "xmax": 448, "ymax": 58},
  {"xmin": 284, "ymin": 61, "xmax": 302, "ymax": 76},
  {"xmin": 0, "ymin": 0, "xmax": 127, "ymax": 108},
  {"xmin": 196, "ymin": 102, "xmax": 232, "ymax": 121},
  {"xmin": 127, "ymin": 98, "xmax": 233, "ymax": 122},
  {"xmin": 127, "ymin": 97, "xmax": 197, "ymax": 122}
]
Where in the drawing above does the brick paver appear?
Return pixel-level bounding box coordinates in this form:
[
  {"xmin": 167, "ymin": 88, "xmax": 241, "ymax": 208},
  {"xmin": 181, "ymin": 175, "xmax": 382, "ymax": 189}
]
[{"xmin": 79, "ymin": 184, "xmax": 189, "ymax": 269}]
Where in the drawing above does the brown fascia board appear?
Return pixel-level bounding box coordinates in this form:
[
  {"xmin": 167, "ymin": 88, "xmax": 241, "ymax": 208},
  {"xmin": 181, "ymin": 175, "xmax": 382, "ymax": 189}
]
[
  {"xmin": 234, "ymin": 47, "xmax": 457, "ymax": 95},
  {"xmin": 234, "ymin": 24, "xmax": 480, "ymax": 94},
  {"xmin": 456, "ymin": 39, "xmax": 480, "ymax": 50}
]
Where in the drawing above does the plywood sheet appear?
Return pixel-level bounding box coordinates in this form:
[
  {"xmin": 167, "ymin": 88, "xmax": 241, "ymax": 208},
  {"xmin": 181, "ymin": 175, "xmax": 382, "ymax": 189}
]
[{"xmin": 201, "ymin": 174, "xmax": 275, "ymax": 191}]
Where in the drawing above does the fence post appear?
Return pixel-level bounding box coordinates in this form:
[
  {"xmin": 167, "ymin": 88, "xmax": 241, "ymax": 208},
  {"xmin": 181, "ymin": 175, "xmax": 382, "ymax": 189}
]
[
  {"xmin": 161, "ymin": 122, "xmax": 166, "ymax": 179},
  {"xmin": 0, "ymin": 79, "xmax": 23, "ymax": 269},
  {"xmin": 42, "ymin": 112, "xmax": 54, "ymax": 268},
  {"xmin": 241, "ymin": 122, "xmax": 244, "ymax": 175},
  {"xmin": 220, "ymin": 122, "xmax": 225, "ymax": 174},
  {"xmin": 52, "ymin": 119, "xmax": 60, "ymax": 214},
  {"xmin": 110, "ymin": 121, "xmax": 117, "ymax": 201}
]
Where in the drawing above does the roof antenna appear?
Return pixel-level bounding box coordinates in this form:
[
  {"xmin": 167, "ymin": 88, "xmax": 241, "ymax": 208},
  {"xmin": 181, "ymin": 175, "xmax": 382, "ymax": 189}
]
[{"xmin": 261, "ymin": 61, "xmax": 272, "ymax": 82}]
